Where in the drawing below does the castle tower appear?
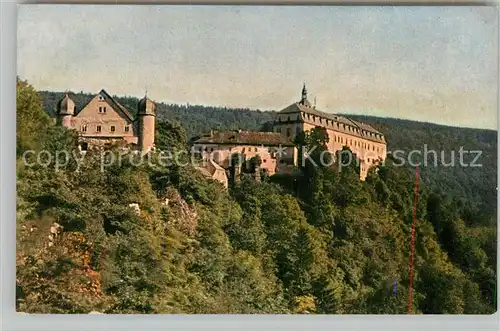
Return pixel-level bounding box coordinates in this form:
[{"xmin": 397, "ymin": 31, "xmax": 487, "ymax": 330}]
[
  {"xmin": 56, "ymin": 93, "xmax": 75, "ymax": 128},
  {"xmin": 137, "ymin": 94, "xmax": 156, "ymax": 153},
  {"xmin": 299, "ymin": 83, "xmax": 312, "ymax": 107}
]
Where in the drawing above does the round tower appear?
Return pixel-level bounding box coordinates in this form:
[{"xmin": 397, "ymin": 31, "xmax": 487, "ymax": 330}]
[
  {"xmin": 137, "ymin": 95, "xmax": 156, "ymax": 153},
  {"xmin": 56, "ymin": 93, "xmax": 75, "ymax": 128}
]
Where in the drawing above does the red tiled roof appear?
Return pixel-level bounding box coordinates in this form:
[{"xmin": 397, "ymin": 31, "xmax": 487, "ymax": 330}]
[{"xmin": 193, "ymin": 130, "xmax": 294, "ymax": 146}]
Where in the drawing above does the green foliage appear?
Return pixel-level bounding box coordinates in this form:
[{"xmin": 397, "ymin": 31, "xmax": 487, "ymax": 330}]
[
  {"xmin": 17, "ymin": 78, "xmax": 52, "ymax": 155},
  {"xmin": 16, "ymin": 83, "xmax": 496, "ymax": 314},
  {"xmin": 155, "ymin": 119, "xmax": 188, "ymax": 152}
]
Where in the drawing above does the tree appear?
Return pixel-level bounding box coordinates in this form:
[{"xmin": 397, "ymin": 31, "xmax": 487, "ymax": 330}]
[{"xmin": 17, "ymin": 78, "xmax": 51, "ymax": 155}]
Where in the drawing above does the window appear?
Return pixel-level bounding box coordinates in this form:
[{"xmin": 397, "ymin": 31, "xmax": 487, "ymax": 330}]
[
  {"xmin": 103, "ymin": 107, "xmax": 107, "ymax": 113},
  {"xmin": 111, "ymin": 126, "xmax": 115, "ymax": 132},
  {"xmin": 368, "ymin": 158, "xmax": 370, "ymax": 162},
  {"xmin": 263, "ymin": 159, "xmax": 267, "ymax": 163},
  {"xmin": 97, "ymin": 125, "xmax": 101, "ymax": 132},
  {"xmin": 242, "ymin": 148, "xmax": 245, "ymax": 153},
  {"xmin": 82, "ymin": 125, "xmax": 87, "ymax": 132},
  {"xmin": 286, "ymin": 128, "xmax": 291, "ymax": 137},
  {"xmin": 99, "ymin": 106, "xmax": 102, "ymax": 113},
  {"xmin": 288, "ymin": 116, "xmax": 291, "ymax": 122},
  {"xmin": 81, "ymin": 142, "xmax": 88, "ymax": 151},
  {"xmin": 125, "ymin": 126, "xmax": 129, "ymax": 132},
  {"xmin": 210, "ymin": 148, "xmax": 214, "ymax": 152},
  {"xmin": 98, "ymin": 95, "xmax": 104, "ymax": 101}
]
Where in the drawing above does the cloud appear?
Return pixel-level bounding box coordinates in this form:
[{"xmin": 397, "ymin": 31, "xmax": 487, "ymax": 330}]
[{"xmin": 17, "ymin": 5, "xmax": 498, "ymax": 129}]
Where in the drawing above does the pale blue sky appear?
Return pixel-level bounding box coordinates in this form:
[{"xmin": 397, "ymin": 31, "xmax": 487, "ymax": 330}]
[{"xmin": 17, "ymin": 5, "xmax": 498, "ymax": 129}]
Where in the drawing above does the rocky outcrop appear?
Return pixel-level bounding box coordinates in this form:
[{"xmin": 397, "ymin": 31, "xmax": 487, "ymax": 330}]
[
  {"xmin": 48, "ymin": 222, "xmax": 63, "ymax": 247},
  {"xmin": 17, "ymin": 219, "xmax": 109, "ymax": 312},
  {"xmin": 128, "ymin": 203, "xmax": 140, "ymax": 215},
  {"xmin": 159, "ymin": 187, "xmax": 198, "ymax": 237}
]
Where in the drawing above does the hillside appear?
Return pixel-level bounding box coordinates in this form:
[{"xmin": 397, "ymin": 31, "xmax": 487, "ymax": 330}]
[
  {"xmin": 39, "ymin": 90, "xmax": 497, "ymax": 222},
  {"xmin": 15, "ymin": 86, "xmax": 496, "ymax": 314}
]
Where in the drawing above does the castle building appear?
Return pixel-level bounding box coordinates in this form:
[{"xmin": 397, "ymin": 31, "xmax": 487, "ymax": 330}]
[
  {"xmin": 56, "ymin": 89, "xmax": 156, "ymax": 152},
  {"xmin": 273, "ymin": 85, "xmax": 387, "ymax": 180},
  {"xmin": 192, "ymin": 130, "xmax": 297, "ymax": 176}
]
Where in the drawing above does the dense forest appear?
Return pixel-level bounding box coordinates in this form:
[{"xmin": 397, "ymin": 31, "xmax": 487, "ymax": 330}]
[{"xmin": 16, "ymin": 83, "xmax": 497, "ymax": 314}]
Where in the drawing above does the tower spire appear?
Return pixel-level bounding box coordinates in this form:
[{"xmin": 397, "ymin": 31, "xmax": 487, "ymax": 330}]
[
  {"xmin": 300, "ymin": 82, "xmax": 310, "ymax": 106},
  {"xmin": 302, "ymin": 83, "xmax": 307, "ymax": 100}
]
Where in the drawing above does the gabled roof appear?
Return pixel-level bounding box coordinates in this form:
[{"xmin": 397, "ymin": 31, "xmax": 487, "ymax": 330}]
[
  {"xmin": 193, "ymin": 130, "xmax": 294, "ymax": 147},
  {"xmin": 98, "ymin": 89, "xmax": 135, "ymax": 122}
]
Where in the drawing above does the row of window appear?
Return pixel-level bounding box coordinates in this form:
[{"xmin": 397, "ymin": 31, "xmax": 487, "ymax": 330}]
[
  {"xmin": 81, "ymin": 125, "xmax": 130, "ymax": 133},
  {"xmin": 276, "ymin": 114, "xmax": 383, "ymax": 140},
  {"xmin": 98, "ymin": 106, "xmax": 107, "ymax": 113},
  {"xmin": 202, "ymin": 146, "xmax": 261, "ymax": 153},
  {"xmin": 277, "ymin": 126, "xmax": 383, "ymax": 153},
  {"xmin": 334, "ymin": 136, "xmax": 381, "ymax": 153}
]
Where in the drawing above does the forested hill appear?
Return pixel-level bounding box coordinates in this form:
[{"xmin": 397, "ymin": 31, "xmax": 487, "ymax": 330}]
[
  {"xmin": 347, "ymin": 115, "xmax": 497, "ymax": 227},
  {"xmin": 15, "ymin": 82, "xmax": 497, "ymax": 314},
  {"xmin": 39, "ymin": 90, "xmax": 497, "ymax": 222}
]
